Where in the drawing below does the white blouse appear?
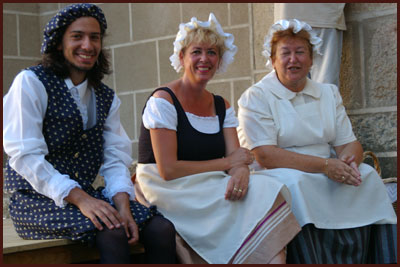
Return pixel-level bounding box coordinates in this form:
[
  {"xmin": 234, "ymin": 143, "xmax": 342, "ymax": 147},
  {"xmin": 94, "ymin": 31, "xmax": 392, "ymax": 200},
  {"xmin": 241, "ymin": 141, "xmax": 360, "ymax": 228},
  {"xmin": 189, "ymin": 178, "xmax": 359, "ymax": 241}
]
[
  {"xmin": 238, "ymin": 71, "xmax": 356, "ymax": 155},
  {"xmin": 143, "ymin": 96, "xmax": 239, "ymax": 133},
  {"xmin": 3, "ymin": 70, "xmax": 135, "ymax": 208},
  {"xmin": 237, "ymin": 71, "xmax": 397, "ymax": 229}
]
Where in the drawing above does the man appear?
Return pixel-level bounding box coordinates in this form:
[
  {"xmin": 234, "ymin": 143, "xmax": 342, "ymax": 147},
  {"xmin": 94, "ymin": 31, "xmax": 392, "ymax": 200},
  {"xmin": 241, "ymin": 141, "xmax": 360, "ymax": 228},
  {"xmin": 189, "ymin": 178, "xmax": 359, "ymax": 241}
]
[
  {"xmin": 274, "ymin": 3, "xmax": 346, "ymax": 87},
  {"xmin": 3, "ymin": 3, "xmax": 176, "ymax": 264}
]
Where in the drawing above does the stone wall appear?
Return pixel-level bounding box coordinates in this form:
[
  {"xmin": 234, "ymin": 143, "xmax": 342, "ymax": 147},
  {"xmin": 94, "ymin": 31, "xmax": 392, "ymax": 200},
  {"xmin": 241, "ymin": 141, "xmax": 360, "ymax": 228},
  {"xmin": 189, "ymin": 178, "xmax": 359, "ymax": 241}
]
[
  {"xmin": 3, "ymin": 3, "xmax": 397, "ymax": 178},
  {"xmin": 340, "ymin": 3, "xmax": 397, "ymax": 178}
]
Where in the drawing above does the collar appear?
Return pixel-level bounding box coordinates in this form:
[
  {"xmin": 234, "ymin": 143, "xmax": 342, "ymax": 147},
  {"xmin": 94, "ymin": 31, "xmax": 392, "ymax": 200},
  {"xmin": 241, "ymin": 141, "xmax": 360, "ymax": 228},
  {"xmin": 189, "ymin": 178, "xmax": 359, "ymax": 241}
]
[
  {"xmin": 65, "ymin": 78, "xmax": 89, "ymax": 101},
  {"xmin": 259, "ymin": 71, "xmax": 321, "ymax": 100}
]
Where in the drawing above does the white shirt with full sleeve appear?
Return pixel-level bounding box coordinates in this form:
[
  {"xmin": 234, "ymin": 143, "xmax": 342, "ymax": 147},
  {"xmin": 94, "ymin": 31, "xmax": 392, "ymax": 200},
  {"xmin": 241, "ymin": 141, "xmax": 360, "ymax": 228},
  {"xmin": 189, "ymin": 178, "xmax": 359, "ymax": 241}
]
[
  {"xmin": 3, "ymin": 70, "xmax": 135, "ymax": 208},
  {"xmin": 237, "ymin": 71, "xmax": 396, "ymax": 229},
  {"xmin": 142, "ymin": 96, "xmax": 239, "ymax": 132}
]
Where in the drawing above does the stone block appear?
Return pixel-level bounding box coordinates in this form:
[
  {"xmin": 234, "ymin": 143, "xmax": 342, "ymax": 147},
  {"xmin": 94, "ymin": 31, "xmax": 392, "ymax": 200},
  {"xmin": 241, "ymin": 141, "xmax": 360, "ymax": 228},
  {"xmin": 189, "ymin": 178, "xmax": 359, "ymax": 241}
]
[
  {"xmin": 3, "ymin": 14, "xmax": 18, "ymax": 56},
  {"xmin": 233, "ymin": 79, "xmax": 252, "ymax": 112},
  {"xmin": 19, "ymin": 15, "xmax": 41, "ymax": 58},
  {"xmin": 135, "ymin": 91, "xmax": 153, "ymax": 139},
  {"xmin": 207, "ymin": 82, "xmax": 231, "ymax": 104},
  {"xmin": 230, "ymin": 3, "xmax": 249, "ymax": 25},
  {"xmin": 347, "ymin": 3, "xmax": 396, "ymax": 13},
  {"xmin": 340, "ymin": 21, "xmax": 363, "ymax": 109},
  {"xmin": 350, "ymin": 112, "xmax": 397, "ymax": 152},
  {"xmin": 363, "ymin": 14, "xmax": 397, "ymax": 107},
  {"xmin": 38, "ymin": 3, "xmax": 60, "ymax": 13},
  {"xmin": 119, "ymin": 93, "xmax": 135, "ymax": 140},
  {"xmin": 102, "ymin": 53, "xmax": 114, "ymax": 90},
  {"xmin": 215, "ymin": 27, "xmax": 251, "ymax": 80},
  {"xmin": 39, "ymin": 14, "xmax": 56, "ymax": 44},
  {"xmin": 378, "ymin": 157, "xmax": 397, "ymax": 179},
  {"xmin": 132, "ymin": 3, "xmax": 181, "ymax": 41},
  {"xmin": 3, "ymin": 168, "xmax": 10, "ymax": 219},
  {"xmin": 4, "ymin": 3, "xmax": 38, "ymax": 13},
  {"xmin": 100, "ymin": 4, "xmax": 131, "ymax": 47},
  {"xmin": 254, "ymin": 72, "xmax": 268, "ymax": 84},
  {"xmin": 252, "ymin": 3, "xmax": 274, "ymax": 71},
  {"xmin": 132, "ymin": 141, "xmax": 139, "ymax": 161},
  {"xmin": 182, "ymin": 3, "xmax": 228, "ymax": 27},
  {"xmin": 3, "ymin": 58, "xmax": 39, "ymax": 96},
  {"xmin": 3, "ymin": 192, "xmax": 11, "ymax": 219},
  {"xmin": 59, "ymin": 3, "xmax": 71, "ymax": 9},
  {"xmin": 3, "ymin": 151, "xmax": 8, "ymax": 168},
  {"xmin": 113, "ymin": 42, "xmax": 158, "ymax": 92},
  {"xmin": 159, "ymin": 38, "xmax": 181, "ymax": 85},
  {"xmin": 364, "ymin": 156, "xmax": 397, "ymax": 179}
]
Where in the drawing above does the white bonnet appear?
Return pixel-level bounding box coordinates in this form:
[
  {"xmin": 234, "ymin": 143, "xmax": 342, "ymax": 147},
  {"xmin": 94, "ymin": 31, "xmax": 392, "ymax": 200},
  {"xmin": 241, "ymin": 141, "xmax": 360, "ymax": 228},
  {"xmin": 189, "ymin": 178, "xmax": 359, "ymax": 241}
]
[
  {"xmin": 169, "ymin": 13, "xmax": 237, "ymax": 74},
  {"xmin": 262, "ymin": 19, "xmax": 323, "ymax": 68}
]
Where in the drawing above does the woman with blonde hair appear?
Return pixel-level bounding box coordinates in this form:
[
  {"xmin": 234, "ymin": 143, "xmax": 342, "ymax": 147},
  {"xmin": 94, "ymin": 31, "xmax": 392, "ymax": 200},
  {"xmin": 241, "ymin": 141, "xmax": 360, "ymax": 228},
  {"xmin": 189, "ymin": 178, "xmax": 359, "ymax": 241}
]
[{"xmin": 135, "ymin": 13, "xmax": 300, "ymax": 264}]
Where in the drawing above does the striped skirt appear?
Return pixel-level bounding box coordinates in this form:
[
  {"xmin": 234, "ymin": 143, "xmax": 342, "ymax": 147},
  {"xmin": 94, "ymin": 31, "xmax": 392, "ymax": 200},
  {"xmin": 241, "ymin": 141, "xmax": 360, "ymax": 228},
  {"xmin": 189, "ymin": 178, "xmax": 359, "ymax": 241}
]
[
  {"xmin": 287, "ymin": 223, "xmax": 397, "ymax": 264},
  {"xmin": 136, "ymin": 164, "xmax": 301, "ymax": 263},
  {"xmin": 175, "ymin": 193, "xmax": 300, "ymax": 264}
]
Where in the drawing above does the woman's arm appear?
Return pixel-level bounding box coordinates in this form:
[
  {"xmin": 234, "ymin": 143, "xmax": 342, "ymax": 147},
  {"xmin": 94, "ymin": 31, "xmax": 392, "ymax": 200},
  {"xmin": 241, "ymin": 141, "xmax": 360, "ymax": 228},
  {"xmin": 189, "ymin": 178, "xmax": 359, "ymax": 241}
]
[
  {"xmin": 223, "ymin": 127, "xmax": 250, "ymax": 201},
  {"xmin": 334, "ymin": 140, "xmax": 363, "ymax": 166},
  {"xmin": 334, "ymin": 140, "xmax": 363, "ymax": 181},
  {"xmin": 254, "ymin": 144, "xmax": 361, "ymax": 186},
  {"xmin": 150, "ymin": 128, "xmax": 252, "ymax": 180},
  {"xmin": 253, "ymin": 145, "xmax": 327, "ymax": 173},
  {"xmin": 148, "ymin": 94, "xmax": 252, "ymax": 180}
]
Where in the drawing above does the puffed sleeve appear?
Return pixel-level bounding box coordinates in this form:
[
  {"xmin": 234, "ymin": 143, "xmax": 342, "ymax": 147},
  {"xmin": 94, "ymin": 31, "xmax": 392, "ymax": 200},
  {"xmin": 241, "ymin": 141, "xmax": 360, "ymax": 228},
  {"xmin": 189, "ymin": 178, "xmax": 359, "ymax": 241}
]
[
  {"xmin": 331, "ymin": 85, "xmax": 357, "ymax": 146},
  {"xmin": 3, "ymin": 70, "xmax": 81, "ymax": 208},
  {"xmin": 238, "ymin": 86, "xmax": 278, "ymax": 150},
  {"xmin": 142, "ymin": 96, "xmax": 178, "ymax": 130},
  {"xmin": 100, "ymin": 93, "xmax": 136, "ymax": 203},
  {"xmin": 223, "ymin": 107, "xmax": 239, "ymax": 128}
]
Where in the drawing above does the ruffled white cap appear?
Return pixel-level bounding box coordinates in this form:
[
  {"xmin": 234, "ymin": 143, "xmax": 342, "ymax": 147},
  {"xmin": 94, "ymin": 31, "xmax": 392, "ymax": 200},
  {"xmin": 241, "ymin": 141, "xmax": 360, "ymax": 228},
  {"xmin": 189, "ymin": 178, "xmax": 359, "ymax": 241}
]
[
  {"xmin": 262, "ymin": 19, "xmax": 323, "ymax": 69},
  {"xmin": 169, "ymin": 13, "xmax": 238, "ymax": 74}
]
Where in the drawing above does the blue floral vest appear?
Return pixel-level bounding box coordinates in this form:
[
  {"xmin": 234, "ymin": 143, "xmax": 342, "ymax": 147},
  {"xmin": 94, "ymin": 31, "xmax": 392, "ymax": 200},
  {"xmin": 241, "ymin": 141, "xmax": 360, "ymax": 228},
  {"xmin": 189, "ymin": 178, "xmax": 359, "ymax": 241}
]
[{"xmin": 4, "ymin": 65, "xmax": 115, "ymax": 192}]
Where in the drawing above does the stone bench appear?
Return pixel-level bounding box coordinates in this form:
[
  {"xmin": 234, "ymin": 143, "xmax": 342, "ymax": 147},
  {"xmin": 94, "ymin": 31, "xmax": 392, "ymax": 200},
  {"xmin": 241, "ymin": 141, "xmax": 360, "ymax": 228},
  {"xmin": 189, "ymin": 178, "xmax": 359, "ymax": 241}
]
[{"xmin": 3, "ymin": 157, "xmax": 395, "ymax": 263}]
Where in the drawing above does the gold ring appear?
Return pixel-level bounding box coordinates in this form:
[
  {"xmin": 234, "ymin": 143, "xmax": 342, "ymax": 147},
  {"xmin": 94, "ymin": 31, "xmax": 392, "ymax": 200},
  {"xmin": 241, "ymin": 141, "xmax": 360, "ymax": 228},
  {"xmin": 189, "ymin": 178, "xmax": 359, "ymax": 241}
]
[
  {"xmin": 341, "ymin": 176, "xmax": 345, "ymax": 182},
  {"xmin": 238, "ymin": 189, "xmax": 243, "ymax": 193},
  {"xmin": 233, "ymin": 187, "xmax": 238, "ymax": 191}
]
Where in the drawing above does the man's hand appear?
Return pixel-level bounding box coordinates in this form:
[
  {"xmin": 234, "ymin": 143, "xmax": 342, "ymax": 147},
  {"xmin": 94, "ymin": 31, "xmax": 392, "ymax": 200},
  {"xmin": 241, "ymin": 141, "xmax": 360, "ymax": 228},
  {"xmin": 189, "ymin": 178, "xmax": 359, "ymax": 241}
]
[
  {"xmin": 113, "ymin": 192, "xmax": 139, "ymax": 244},
  {"xmin": 65, "ymin": 187, "xmax": 124, "ymax": 230}
]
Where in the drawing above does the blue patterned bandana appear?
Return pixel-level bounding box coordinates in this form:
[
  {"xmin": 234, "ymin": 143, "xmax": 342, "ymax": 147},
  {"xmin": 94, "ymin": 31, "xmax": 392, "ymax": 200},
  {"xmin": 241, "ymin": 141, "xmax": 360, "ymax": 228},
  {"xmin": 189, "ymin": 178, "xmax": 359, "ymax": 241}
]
[{"xmin": 41, "ymin": 3, "xmax": 107, "ymax": 54}]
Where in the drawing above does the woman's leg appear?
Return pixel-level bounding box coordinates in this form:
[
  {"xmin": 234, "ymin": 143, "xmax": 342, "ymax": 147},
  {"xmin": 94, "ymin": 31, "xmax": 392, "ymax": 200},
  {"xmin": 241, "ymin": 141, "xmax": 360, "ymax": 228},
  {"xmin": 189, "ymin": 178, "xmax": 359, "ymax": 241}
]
[
  {"xmin": 139, "ymin": 215, "xmax": 177, "ymax": 263},
  {"xmin": 267, "ymin": 249, "xmax": 286, "ymax": 264},
  {"xmin": 287, "ymin": 224, "xmax": 373, "ymax": 264},
  {"xmin": 368, "ymin": 224, "xmax": 397, "ymax": 263},
  {"xmin": 95, "ymin": 227, "xmax": 131, "ymax": 263}
]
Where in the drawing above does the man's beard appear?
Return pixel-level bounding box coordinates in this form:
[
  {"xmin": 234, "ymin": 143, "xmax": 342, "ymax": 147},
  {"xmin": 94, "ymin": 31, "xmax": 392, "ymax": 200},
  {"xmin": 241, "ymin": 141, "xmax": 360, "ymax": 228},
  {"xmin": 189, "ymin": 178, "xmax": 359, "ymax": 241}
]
[{"xmin": 66, "ymin": 60, "xmax": 94, "ymax": 73}]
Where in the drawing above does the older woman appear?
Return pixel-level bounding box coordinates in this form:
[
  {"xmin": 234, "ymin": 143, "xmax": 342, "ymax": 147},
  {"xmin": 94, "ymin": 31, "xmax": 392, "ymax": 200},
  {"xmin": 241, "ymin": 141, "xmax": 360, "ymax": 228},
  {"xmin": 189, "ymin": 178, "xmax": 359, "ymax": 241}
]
[
  {"xmin": 135, "ymin": 13, "xmax": 300, "ymax": 264},
  {"xmin": 237, "ymin": 19, "xmax": 397, "ymax": 264}
]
